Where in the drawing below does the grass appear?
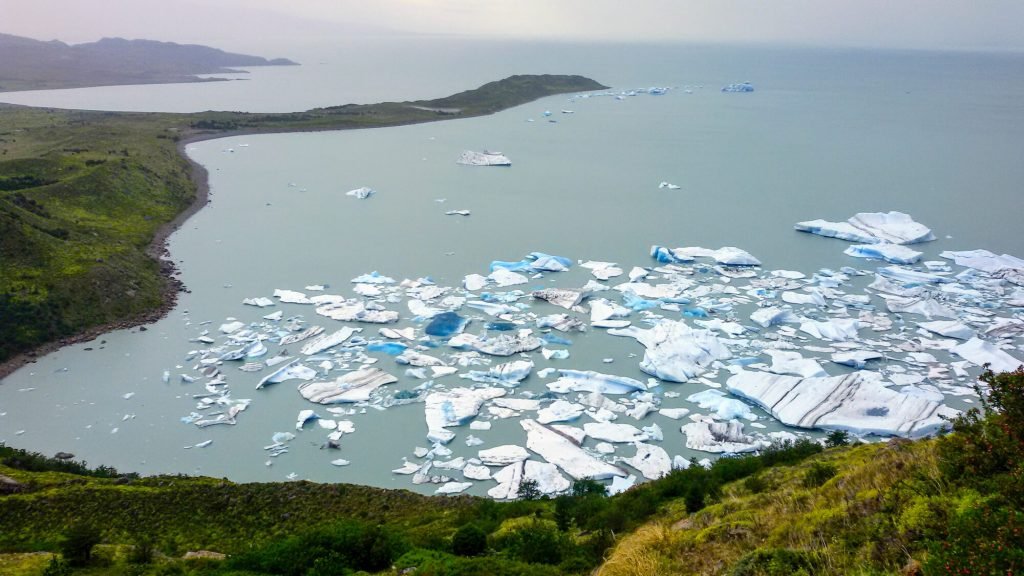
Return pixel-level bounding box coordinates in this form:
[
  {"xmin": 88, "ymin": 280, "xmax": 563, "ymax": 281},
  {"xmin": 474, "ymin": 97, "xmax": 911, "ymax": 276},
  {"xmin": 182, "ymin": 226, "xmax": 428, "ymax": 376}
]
[{"xmin": 0, "ymin": 74, "xmax": 607, "ymax": 366}]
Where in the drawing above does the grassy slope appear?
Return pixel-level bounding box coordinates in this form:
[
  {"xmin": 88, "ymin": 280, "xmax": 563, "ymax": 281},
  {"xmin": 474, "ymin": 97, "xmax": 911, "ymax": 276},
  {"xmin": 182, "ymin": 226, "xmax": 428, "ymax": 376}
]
[{"xmin": 0, "ymin": 74, "xmax": 607, "ymax": 367}]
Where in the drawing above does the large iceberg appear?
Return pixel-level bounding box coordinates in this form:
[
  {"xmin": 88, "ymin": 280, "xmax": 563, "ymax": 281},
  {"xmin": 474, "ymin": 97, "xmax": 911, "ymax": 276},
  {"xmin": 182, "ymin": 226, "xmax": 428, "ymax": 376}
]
[
  {"xmin": 726, "ymin": 370, "xmax": 957, "ymax": 438},
  {"xmin": 721, "ymin": 82, "xmax": 754, "ymax": 93},
  {"xmin": 623, "ymin": 443, "xmax": 672, "ymax": 480},
  {"xmin": 462, "ymin": 360, "xmax": 533, "ymax": 386},
  {"xmin": 457, "ymin": 150, "xmax": 511, "ymax": 166},
  {"xmin": 651, "ymin": 245, "xmax": 760, "ymax": 266},
  {"xmin": 610, "ymin": 320, "xmax": 732, "ymax": 382},
  {"xmin": 297, "ymin": 367, "xmax": 398, "ymax": 403},
  {"xmin": 520, "ymin": 419, "xmax": 627, "ymax": 480},
  {"xmin": 547, "ymin": 369, "xmax": 647, "ymax": 395},
  {"xmin": 424, "ymin": 387, "xmax": 507, "ymax": 444},
  {"xmin": 681, "ymin": 417, "xmax": 763, "ymax": 453},
  {"xmin": 795, "ymin": 211, "xmax": 935, "ymax": 245},
  {"xmin": 950, "ymin": 338, "xmax": 1022, "ymax": 373}
]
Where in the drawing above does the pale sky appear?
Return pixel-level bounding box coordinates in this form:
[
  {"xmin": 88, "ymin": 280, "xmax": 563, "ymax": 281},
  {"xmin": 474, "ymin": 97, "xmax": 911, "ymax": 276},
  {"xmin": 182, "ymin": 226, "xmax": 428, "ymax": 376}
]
[{"xmin": 3, "ymin": 0, "xmax": 1023, "ymax": 54}]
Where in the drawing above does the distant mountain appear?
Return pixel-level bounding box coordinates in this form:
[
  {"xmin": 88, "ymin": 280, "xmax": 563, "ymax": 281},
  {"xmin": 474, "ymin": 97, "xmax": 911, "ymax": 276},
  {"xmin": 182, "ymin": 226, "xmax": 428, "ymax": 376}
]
[{"xmin": 0, "ymin": 33, "xmax": 298, "ymax": 91}]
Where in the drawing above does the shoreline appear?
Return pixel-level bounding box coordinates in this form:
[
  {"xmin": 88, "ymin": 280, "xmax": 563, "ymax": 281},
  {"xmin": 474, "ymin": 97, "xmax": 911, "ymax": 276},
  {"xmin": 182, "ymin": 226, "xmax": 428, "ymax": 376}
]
[{"xmin": 0, "ymin": 80, "xmax": 603, "ymax": 381}]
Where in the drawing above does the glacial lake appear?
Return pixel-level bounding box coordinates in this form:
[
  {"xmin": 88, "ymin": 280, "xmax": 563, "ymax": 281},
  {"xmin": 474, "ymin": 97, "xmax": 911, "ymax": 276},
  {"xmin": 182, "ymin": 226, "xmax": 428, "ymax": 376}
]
[{"xmin": 1, "ymin": 43, "xmax": 1023, "ymax": 496}]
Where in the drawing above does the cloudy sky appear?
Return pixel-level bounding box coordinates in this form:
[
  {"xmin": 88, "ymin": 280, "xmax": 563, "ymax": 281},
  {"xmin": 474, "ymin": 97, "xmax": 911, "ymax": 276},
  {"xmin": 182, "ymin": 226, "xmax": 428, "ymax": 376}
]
[{"xmin": 3, "ymin": 0, "xmax": 1023, "ymax": 53}]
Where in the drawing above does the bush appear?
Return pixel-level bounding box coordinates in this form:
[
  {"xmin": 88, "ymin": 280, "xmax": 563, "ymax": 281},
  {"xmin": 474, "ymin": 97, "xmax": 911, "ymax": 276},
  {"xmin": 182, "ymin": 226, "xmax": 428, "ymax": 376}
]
[
  {"xmin": 227, "ymin": 520, "xmax": 408, "ymax": 576},
  {"xmin": 452, "ymin": 524, "xmax": 487, "ymax": 557},
  {"xmin": 59, "ymin": 523, "xmax": 101, "ymax": 567},
  {"xmin": 802, "ymin": 462, "xmax": 838, "ymax": 488},
  {"xmin": 730, "ymin": 548, "xmax": 819, "ymax": 576}
]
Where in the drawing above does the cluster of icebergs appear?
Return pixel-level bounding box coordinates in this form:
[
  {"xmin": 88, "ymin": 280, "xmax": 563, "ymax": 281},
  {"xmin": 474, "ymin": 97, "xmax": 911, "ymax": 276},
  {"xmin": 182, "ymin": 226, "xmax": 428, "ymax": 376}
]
[{"xmin": 171, "ymin": 211, "xmax": 1022, "ymax": 498}]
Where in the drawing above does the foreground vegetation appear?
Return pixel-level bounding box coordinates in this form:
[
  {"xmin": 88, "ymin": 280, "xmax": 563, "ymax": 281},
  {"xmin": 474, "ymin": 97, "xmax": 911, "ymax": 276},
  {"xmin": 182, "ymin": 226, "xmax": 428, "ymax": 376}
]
[
  {"xmin": 0, "ymin": 74, "xmax": 606, "ymax": 367},
  {"xmin": 1, "ymin": 368, "xmax": 1020, "ymax": 575}
]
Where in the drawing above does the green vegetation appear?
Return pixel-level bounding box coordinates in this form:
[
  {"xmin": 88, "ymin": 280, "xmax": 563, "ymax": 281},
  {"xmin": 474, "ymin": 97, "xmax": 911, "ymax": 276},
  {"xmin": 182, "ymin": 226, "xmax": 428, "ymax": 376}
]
[{"xmin": 0, "ymin": 74, "xmax": 606, "ymax": 368}]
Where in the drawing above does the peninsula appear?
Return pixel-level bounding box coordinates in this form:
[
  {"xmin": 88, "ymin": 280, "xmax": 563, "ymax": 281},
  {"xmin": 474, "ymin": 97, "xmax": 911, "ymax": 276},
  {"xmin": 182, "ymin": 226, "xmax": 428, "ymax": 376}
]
[{"xmin": 0, "ymin": 74, "xmax": 607, "ymax": 375}]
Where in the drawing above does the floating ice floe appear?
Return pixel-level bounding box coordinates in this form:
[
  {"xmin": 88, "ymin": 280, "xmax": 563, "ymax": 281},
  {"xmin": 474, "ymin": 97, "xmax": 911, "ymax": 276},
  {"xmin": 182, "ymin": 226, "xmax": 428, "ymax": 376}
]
[
  {"xmin": 425, "ymin": 388, "xmax": 507, "ymax": 444},
  {"xmin": 658, "ymin": 182, "xmax": 681, "ymax": 190},
  {"xmin": 750, "ymin": 306, "xmax": 800, "ymax": 328},
  {"xmin": 458, "ymin": 332, "xmax": 544, "ymax": 356},
  {"xmin": 941, "ymin": 249, "xmax": 1024, "ymax": 281},
  {"xmin": 301, "ymin": 327, "xmax": 360, "ymax": 355},
  {"xmin": 297, "ymin": 367, "xmax": 398, "ymax": 403},
  {"xmin": 583, "ymin": 422, "xmax": 646, "ymax": 443},
  {"xmin": 257, "ymin": 359, "xmax": 317, "ymax": 389},
  {"xmin": 686, "ymin": 389, "xmax": 757, "ymax": 420},
  {"xmin": 520, "ymin": 419, "xmax": 628, "ymax": 480},
  {"xmin": 721, "ymin": 82, "xmax": 754, "ymax": 93},
  {"xmin": 457, "ymin": 150, "xmax": 511, "ymax": 166},
  {"xmin": 795, "ymin": 211, "xmax": 935, "ymax": 245},
  {"xmin": 726, "ymin": 370, "xmax": 958, "ymax": 438},
  {"xmin": 478, "ymin": 445, "xmax": 530, "ymax": 466},
  {"xmin": 623, "ymin": 443, "xmax": 671, "ymax": 480},
  {"xmin": 346, "ymin": 187, "xmax": 374, "ymax": 199},
  {"xmin": 950, "ymin": 338, "xmax": 1023, "ymax": 373},
  {"xmin": 243, "ymin": 297, "xmax": 275, "ymax": 308},
  {"xmin": 547, "ymin": 369, "xmax": 647, "ymax": 395},
  {"xmin": 681, "ymin": 417, "xmax": 763, "ymax": 453},
  {"xmin": 918, "ymin": 320, "xmax": 975, "ymax": 341},
  {"xmin": 462, "ymin": 359, "xmax": 533, "ymax": 386},
  {"xmin": 651, "ymin": 245, "xmax": 761, "ymax": 266},
  {"xmin": 844, "ymin": 243, "xmax": 923, "ymax": 264},
  {"xmin": 610, "ymin": 320, "xmax": 731, "ymax": 382}
]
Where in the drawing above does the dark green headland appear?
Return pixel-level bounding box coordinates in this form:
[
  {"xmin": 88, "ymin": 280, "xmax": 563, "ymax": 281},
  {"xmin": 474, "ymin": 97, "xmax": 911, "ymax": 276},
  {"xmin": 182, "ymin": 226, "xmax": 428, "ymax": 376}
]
[{"xmin": 0, "ymin": 74, "xmax": 607, "ymax": 374}]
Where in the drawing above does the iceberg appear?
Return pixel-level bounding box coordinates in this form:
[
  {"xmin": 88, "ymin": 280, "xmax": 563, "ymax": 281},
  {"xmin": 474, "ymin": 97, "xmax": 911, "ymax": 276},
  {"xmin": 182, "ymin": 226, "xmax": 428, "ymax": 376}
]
[
  {"xmin": 273, "ymin": 289, "xmax": 313, "ymax": 304},
  {"xmin": 424, "ymin": 387, "xmax": 507, "ymax": 444},
  {"xmin": 726, "ymin": 370, "xmax": 958, "ymax": 438},
  {"xmin": 526, "ymin": 252, "xmax": 573, "ymax": 272},
  {"xmin": 488, "ymin": 267, "xmax": 529, "ymax": 287},
  {"xmin": 658, "ymin": 182, "xmax": 681, "ymax": 190},
  {"xmin": 537, "ymin": 400, "xmax": 585, "ymax": 424},
  {"xmin": 462, "ymin": 360, "xmax": 533, "ymax": 386},
  {"xmin": 487, "ymin": 462, "xmax": 524, "ymax": 500},
  {"xmin": 941, "ymin": 249, "xmax": 1024, "ymax": 276},
  {"xmin": 721, "ymin": 82, "xmax": 754, "ymax": 93},
  {"xmin": 425, "ymin": 312, "xmax": 470, "ymax": 337},
  {"xmin": 918, "ymin": 320, "xmax": 975, "ymax": 341},
  {"xmin": 278, "ymin": 326, "xmax": 324, "ymax": 346},
  {"xmin": 300, "ymin": 327, "xmax": 360, "ymax": 355},
  {"xmin": 316, "ymin": 302, "xmax": 399, "ymax": 324},
  {"xmin": 464, "ymin": 333, "xmax": 543, "ymax": 356},
  {"xmin": 464, "ymin": 274, "xmax": 488, "ymax": 291},
  {"xmin": 844, "ymin": 243, "xmax": 922, "ymax": 264},
  {"xmin": 435, "ymin": 482, "xmax": 472, "ymax": 495},
  {"xmin": 652, "ymin": 246, "xmax": 760, "ymax": 267},
  {"xmin": 478, "ymin": 445, "xmax": 530, "ymax": 466},
  {"xmin": 765, "ymin": 350, "xmax": 829, "ymax": 378},
  {"xmin": 609, "ymin": 320, "xmax": 732, "ymax": 382},
  {"xmin": 950, "ymin": 338, "xmax": 1022, "ymax": 373},
  {"xmin": 796, "ymin": 211, "xmax": 935, "ymax": 245},
  {"xmin": 880, "ymin": 295, "xmax": 956, "ymax": 319},
  {"xmin": 686, "ymin": 389, "xmax": 757, "ymax": 420},
  {"xmin": 523, "ymin": 460, "xmax": 571, "ymax": 495},
  {"xmin": 532, "ymin": 288, "xmax": 583, "ymax": 310},
  {"xmin": 457, "ymin": 150, "xmax": 511, "ymax": 166},
  {"xmin": 520, "ymin": 419, "xmax": 628, "ymax": 480},
  {"xmin": 750, "ymin": 306, "xmax": 799, "ymax": 328},
  {"xmin": 831, "ymin": 350, "xmax": 883, "ymax": 369},
  {"xmin": 583, "ymin": 422, "xmax": 646, "ymax": 443},
  {"xmin": 346, "ymin": 187, "xmax": 374, "ymax": 199},
  {"xmin": 547, "ymin": 369, "xmax": 647, "ymax": 395},
  {"xmin": 876, "ymin": 266, "xmax": 952, "ymax": 285},
  {"xmin": 681, "ymin": 417, "xmax": 762, "ymax": 453},
  {"xmin": 799, "ymin": 318, "xmax": 860, "ymax": 341},
  {"xmin": 257, "ymin": 359, "xmax": 317, "ymax": 389},
  {"xmin": 297, "ymin": 367, "xmax": 398, "ymax": 403},
  {"xmin": 243, "ymin": 297, "xmax": 275, "ymax": 308},
  {"xmin": 623, "ymin": 443, "xmax": 671, "ymax": 480},
  {"xmin": 396, "ymin": 350, "xmax": 447, "ymax": 367}
]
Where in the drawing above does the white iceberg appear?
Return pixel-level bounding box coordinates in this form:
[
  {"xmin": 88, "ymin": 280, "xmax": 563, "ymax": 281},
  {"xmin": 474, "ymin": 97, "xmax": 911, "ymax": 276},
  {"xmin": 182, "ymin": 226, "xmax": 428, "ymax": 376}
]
[
  {"xmin": 520, "ymin": 419, "xmax": 627, "ymax": 480},
  {"xmin": 346, "ymin": 187, "xmax": 374, "ymax": 199},
  {"xmin": 795, "ymin": 211, "xmax": 935, "ymax": 245},
  {"xmin": 547, "ymin": 369, "xmax": 647, "ymax": 395},
  {"xmin": 623, "ymin": 443, "xmax": 671, "ymax": 480},
  {"xmin": 610, "ymin": 320, "xmax": 732, "ymax": 382},
  {"xmin": 844, "ymin": 243, "xmax": 922, "ymax": 264},
  {"xmin": 583, "ymin": 422, "xmax": 646, "ymax": 443},
  {"xmin": 726, "ymin": 370, "xmax": 957, "ymax": 438},
  {"xmin": 799, "ymin": 318, "xmax": 860, "ymax": 341},
  {"xmin": 457, "ymin": 150, "xmax": 511, "ymax": 166},
  {"xmin": 478, "ymin": 445, "xmax": 530, "ymax": 466},
  {"xmin": 297, "ymin": 367, "xmax": 398, "ymax": 403},
  {"xmin": 918, "ymin": 320, "xmax": 975, "ymax": 341},
  {"xmin": 300, "ymin": 327, "xmax": 360, "ymax": 355},
  {"xmin": 950, "ymin": 338, "xmax": 1022, "ymax": 373},
  {"xmin": 537, "ymin": 400, "xmax": 585, "ymax": 424},
  {"xmin": 424, "ymin": 387, "xmax": 507, "ymax": 444},
  {"xmin": 523, "ymin": 460, "xmax": 571, "ymax": 495},
  {"xmin": 681, "ymin": 417, "xmax": 763, "ymax": 453},
  {"xmin": 461, "ymin": 359, "xmax": 533, "ymax": 386}
]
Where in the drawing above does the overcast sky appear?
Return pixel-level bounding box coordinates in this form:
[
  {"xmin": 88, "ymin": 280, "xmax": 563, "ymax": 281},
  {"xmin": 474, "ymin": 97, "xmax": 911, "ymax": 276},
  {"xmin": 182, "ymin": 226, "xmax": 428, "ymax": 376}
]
[{"xmin": 3, "ymin": 0, "xmax": 1023, "ymax": 53}]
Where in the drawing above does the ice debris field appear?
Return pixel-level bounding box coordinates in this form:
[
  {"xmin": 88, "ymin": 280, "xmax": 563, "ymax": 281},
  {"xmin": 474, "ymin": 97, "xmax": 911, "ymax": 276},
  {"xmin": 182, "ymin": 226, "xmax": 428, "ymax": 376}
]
[{"xmin": 159, "ymin": 210, "xmax": 1024, "ymax": 498}]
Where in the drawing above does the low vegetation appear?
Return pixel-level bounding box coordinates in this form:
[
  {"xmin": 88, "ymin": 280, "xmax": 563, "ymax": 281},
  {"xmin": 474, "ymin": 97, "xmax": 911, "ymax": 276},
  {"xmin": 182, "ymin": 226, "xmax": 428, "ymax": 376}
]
[{"xmin": 0, "ymin": 74, "xmax": 606, "ymax": 369}]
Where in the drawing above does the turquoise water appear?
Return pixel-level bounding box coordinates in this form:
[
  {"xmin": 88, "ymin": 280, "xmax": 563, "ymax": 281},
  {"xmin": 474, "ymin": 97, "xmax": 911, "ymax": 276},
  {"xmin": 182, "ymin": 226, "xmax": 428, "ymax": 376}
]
[{"xmin": 1, "ymin": 42, "xmax": 1022, "ymax": 495}]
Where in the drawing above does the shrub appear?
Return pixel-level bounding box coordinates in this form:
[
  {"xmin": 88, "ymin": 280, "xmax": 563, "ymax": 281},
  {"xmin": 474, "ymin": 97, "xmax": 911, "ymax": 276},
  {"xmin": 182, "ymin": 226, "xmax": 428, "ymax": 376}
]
[
  {"xmin": 802, "ymin": 462, "xmax": 838, "ymax": 488},
  {"xmin": 59, "ymin": 523, "xmax": 101, "ymax": 567},
  {"xmin": 452, "ymin": 524, "xmax": 487, "ymax": 557},
  {"xmin": 729, "ymin": 548, "xmax": 819, "ymax": 576},
  {"xmin": 824, "ymin": 430, "xmax": 850, "ymax": 448}
]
